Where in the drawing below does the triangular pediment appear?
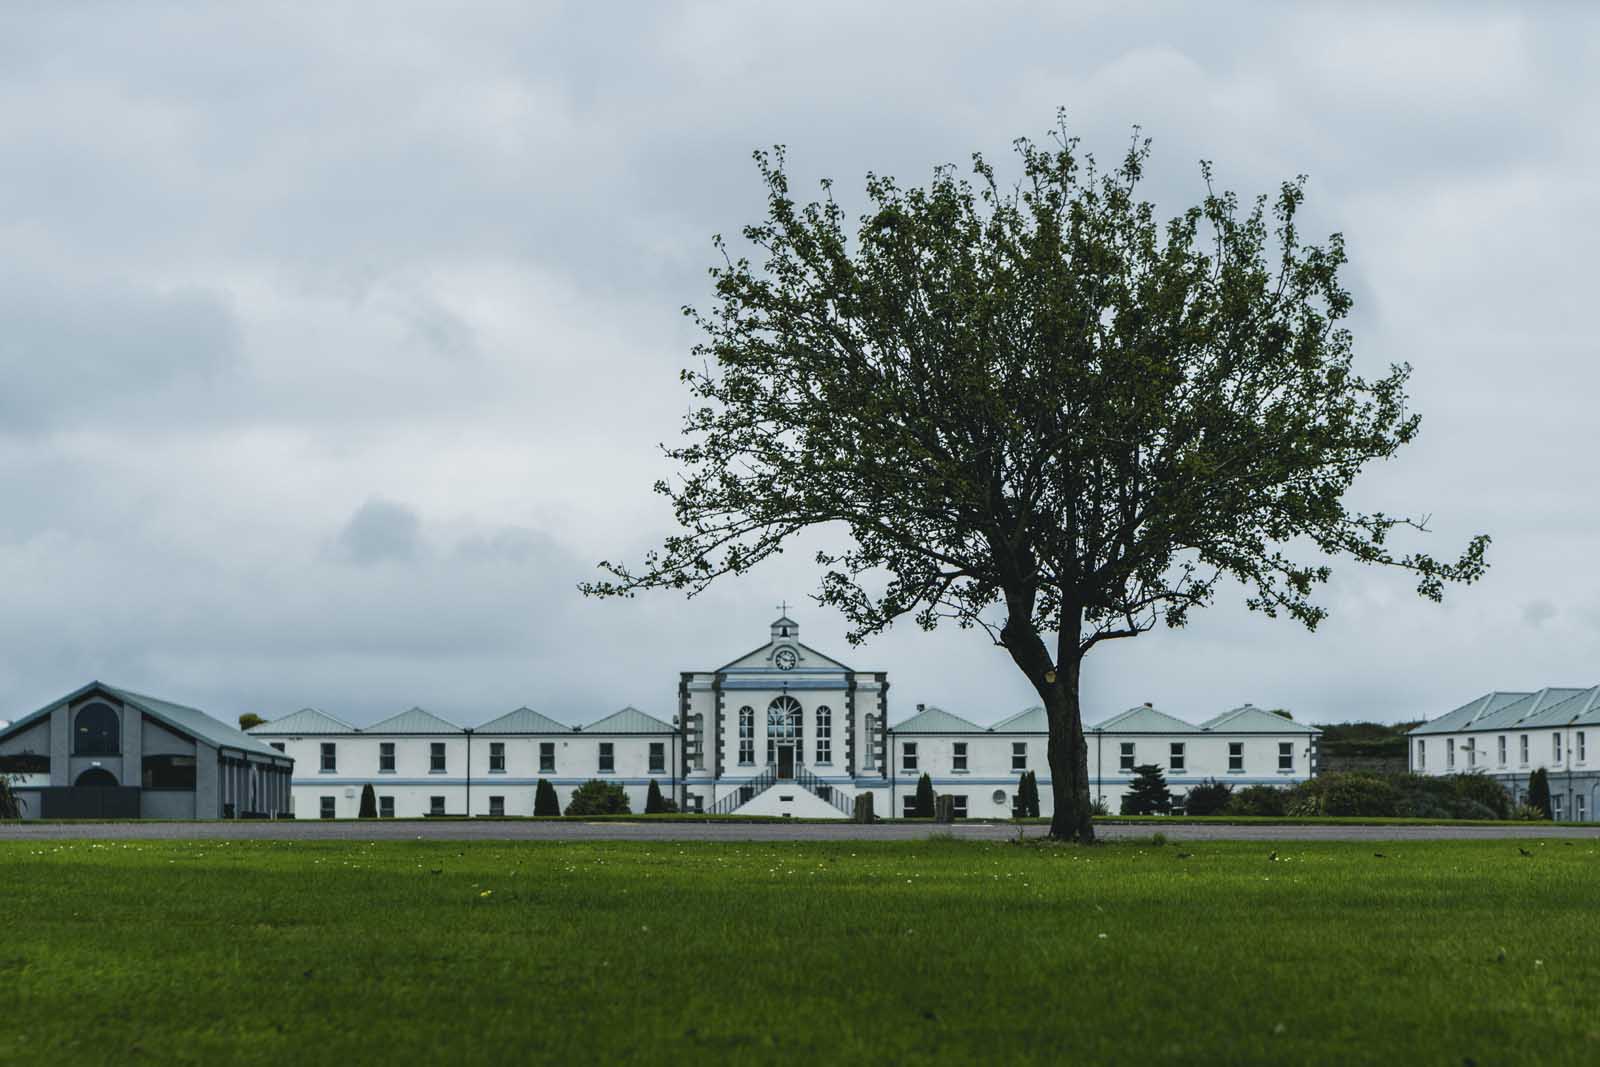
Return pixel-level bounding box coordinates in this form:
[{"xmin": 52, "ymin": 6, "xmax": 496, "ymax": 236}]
[{"xmin": 715, "ymin": 640, "xmax": 853, "ymax": 674}]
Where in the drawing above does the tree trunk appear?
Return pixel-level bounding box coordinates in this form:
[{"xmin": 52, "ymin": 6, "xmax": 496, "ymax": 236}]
[{"xmin": 1043, "ymin": 654, "xmax": 1095, "ymax": 842}]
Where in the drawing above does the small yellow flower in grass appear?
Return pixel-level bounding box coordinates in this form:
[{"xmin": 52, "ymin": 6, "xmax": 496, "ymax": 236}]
[{"xmin": 479, "ymin": 890, "xmax": 493, "ymax": 898}]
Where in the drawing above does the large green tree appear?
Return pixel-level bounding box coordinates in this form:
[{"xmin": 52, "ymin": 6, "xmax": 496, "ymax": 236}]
[{"xmin": 582, "ymin": 116, "xmax": 1488, "ymax": 841}]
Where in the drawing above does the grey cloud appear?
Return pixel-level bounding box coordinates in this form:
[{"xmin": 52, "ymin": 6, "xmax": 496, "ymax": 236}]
[
  {"xmin": 334, "ymin": 498, "xmax": 422, "ymax": 564},
  {"xmin": 1522, "ymin": 600, "xmax": 1557, "ymax": 628}
]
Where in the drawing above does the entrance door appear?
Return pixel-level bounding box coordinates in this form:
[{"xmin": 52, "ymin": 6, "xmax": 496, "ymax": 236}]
[{"xmin": 777, "ymin": 745, "xmax": 795, "ymax": 779}]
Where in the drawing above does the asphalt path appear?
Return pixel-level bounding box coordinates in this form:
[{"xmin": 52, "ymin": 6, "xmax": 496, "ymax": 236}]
[{"xmin": 3, "ymin": 821, "xmax": 1599, "ymax": 843}]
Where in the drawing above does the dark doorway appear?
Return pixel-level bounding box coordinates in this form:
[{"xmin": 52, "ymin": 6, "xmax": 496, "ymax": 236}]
[
  {"xmin": 777, "ymin": 745, "xmax": 795, "ymax": 780},
  {"xmin": 75, "ymin": 767, "xmax": 119, "ymax": 787}
]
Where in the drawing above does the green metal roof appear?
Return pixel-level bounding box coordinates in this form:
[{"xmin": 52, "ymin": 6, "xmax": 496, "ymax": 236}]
[
  {"xmin": 249, "ymin": 707, "xmax": 358, "ymax": 736},
  {"xmin": 476, "ymin": 706, "xmax": 572, "ymax": 734},
  {"xmin": 992, "ymin": 706, "xmax": 1048, "ymax": 733},
  {"xmin": 888, "ymin": 705, "xmax": 988, "ymax": 734},
  {"xmin": 1408, "ymin": 691, "xmax": 1533, "ymax": 736},
  {"xmin": 102, "ymin": 685, "xmax": 296, "ymax": 762},
  {"xmin": 1090, "ymin": 705, "xmax": 1202, "ymax": 734},
  {"xmin": 1200, "ymin": 705, "xmax": 1320, "ymax": 734},
  {"xmin": 580, "ymin": 706, "xmax": 675, "ymax": 734},
  {"xmin": 1412, "ymin": 686, "xmax": 1600, "ymax": 735},
  {"xmin": 365, "ymin": 706, "xmax": 466, "ymax": 735}
]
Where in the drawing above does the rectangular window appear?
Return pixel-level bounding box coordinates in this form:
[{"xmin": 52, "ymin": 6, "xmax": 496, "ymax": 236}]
[
  {"xmin": 489, "ymin": 796, "xmax": 505, "ymax": 817},
  {"xmin": 1554, "ymin": 733, "xmax": 1563, "ymax": 763},
  {"xmin": 379, "ymin": 796, "xmax": 394, "ymax": 819},
  {"xmin": 953, "ymin": 742, "xmax": 968, "ymax": 772},
  {"xmin": 320, "ymin": 743, "xmax": 337, "ymax": 773},
  {"xmin": 1278, "ymin": 742, "xmax": 1293, "ymax": 772},
  {"xmin": 951, "ymin": 795, "xmax": 968, "ymax": 819},
  {"xmin": 649, "ymin": 742, "xmax": 665, "ymax": 774},
  {"xmin": 1417, "ymin": 739, "xmax": 1426, "ymax": 770},
  {"xmin": 902, "ymin": 742, "xmax": 918, "ymax": 771},
  {"xmin": 430, "ymin": 742, "xmax": 447, "ymax": 774},
  {"xmin": 738, "ymin": 706, "xmax": 755, "ymax": 765},
  {"xmin": 269, "ymin": 742, "xmax": 286, "ymax": 753},
  {"xmin": 1169, "ymin": 742, "xmax": 1185, "ymax": 773},
  {"xmin": 1579, "ymin": 731, "xmax": 1587, "ymax": 764},
  {"xmin": 320, "ymin": 796, "xmax": 335, "ymax": 819},
  {"xmin": 539, "ymin": 742, "xmax": 555, "ymax": 773},
  {"xmin": 1520, "ymin": 734, "xmax": 1529, "ymax": 764},
  {"xmin": 599, "ymin": 742, "xmax": 615, "ymax": 773},
  {"xmin": 1466, "ymin": 737, "xmax": 1476, "ymax": 767},
  {"xmin": 489, "ymin": 742, "xmax": 506, "ymax": 773},
  {"xmin": 902, "ymin": 795, "xmax": 916, "ymax": 817},
  {"xmin": 1228, "ymin": 742, "xmax": 1244, "ymax": 772},
  {"xmin": 1552, "ymin": 794, "xmax": 1564, "ymax": 821},
  {"xmin": 1577, "ymin": 794, "xmax": 1587, "ymax": 822},
  {"xmin": 1119, "ymin": 742, "xmax": 1135, "ymax": 772},
  {"xmin": 1012, "ymin": 742, "xmax": 1027, "ymax": 771},
  {"xmin": 1447, "ymin": 739, "xmax": 1456, "ymax": 769},
  {"xmin": 689, "ymin": 794, "xmax": 704, "ymax": 813},
  {"xmin": 1497, "ymin": 735, "xmax": 1507, "ymax": 766},
  {"xmin": 379, "ymin": 742, "xmax": 395, "ymax": 773},
  {"xmin": 816, "ymin": 705, "xmax": 832, "ymax": 764},
  {"xmin": 430, "ymin": 796, "xmax": 445, "ymax": 816}
]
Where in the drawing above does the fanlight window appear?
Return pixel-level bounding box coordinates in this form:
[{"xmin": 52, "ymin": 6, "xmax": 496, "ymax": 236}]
[
  {"xmin": 766, "ymin": 696, "xmax": 803, "ymax": 764},
  {"xmin": 74, "ymin": 702, "xmax": 120, "ymax": 756}
]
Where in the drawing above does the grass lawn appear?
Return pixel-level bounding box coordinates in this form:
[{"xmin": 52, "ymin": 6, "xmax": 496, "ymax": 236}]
[{"xmin": 2, "ymin": 838, "xmax": 1596, "ymax": 1065}]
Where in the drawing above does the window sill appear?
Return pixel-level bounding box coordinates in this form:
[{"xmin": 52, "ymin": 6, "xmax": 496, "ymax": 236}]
[
  {"xmin": 488, "ymin": 770, "xmax": 506, "ymax": 775},
  {"xmin": 429, "ymin": 770, "xmax": 448, "ymax": 775},
  {"xmin": 379, "ymin": 769, "xmax": 396, "ymax": 775}
]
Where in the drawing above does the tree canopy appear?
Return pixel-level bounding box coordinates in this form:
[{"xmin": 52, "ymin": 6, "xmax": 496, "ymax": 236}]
[{"xmin": 583, "ymin": 115, "xmax": 1488, "ymax": 840}]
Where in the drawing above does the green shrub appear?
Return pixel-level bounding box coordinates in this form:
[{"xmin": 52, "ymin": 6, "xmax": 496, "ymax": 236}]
[
  {"xmin": 0, "ymin": 775, "xmax": 23, "ymax": 819},
  {"xmin": 534, "ymin": 778, "xmax": 561, "ymax": 817},
  {"xmin": 1120, "ymin": 764, "xmax": 1171, "ymax": 815},
  {"xmin": 358, "ymin": 784, "xmax": 377, "ymax": 819},
  {"xmin": 644, "ymin": 778, "xmax": 678, "ymax": 814},
  {"xmin": 1512, "ymin": 803, "xmax": 1546, "ymax": 821},
  {"xmin": 913, "ymin": 773, "xmax": 936, "ymax": 818},
  {"xmin": 565, "ymin": 779, "xmax": 631, "ymax": 816},
  {"xmin": 1225, "ymin": 784, "xmax": 1288, "ymax": 817},
  {"xmin": 1012, "ymin": 771, "xmax": 1041, "ymax": 818},
  {"xmin": 1089, "ymin": 797, "xmax": 1109, "ymax": 817},
  {"xmin": 1449, "ymin": 773, "xmax": 1511, "ymax": 819},
  {"xmin": 1182, "ymin": 779, "xmax": 1232, "ymax": 816},
  {"xmin": 1286, "ymin": 772, "xmax": 1401, "ymax": 817},
  {"xmin": 1527, "ymin": 769, "xmax": 1551, "ymax": 820}
]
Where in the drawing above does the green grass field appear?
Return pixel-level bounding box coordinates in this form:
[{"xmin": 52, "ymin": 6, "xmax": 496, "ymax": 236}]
[{"xmin": 3, "ymin": 838, "xmax": 1596, "ymax": 1065}]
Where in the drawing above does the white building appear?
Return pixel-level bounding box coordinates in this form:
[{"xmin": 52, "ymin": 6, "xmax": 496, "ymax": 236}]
[
  {"xmin": 250, "ymin": 613, "xmax": 1319, "ymax": 819},
  {"xmin": 1408, "ymin": 687, "xmax": 1600, "ymax": 821}
]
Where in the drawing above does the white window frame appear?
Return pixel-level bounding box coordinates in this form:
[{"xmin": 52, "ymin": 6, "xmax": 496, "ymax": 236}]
[
  {"xmin": 429, "ymin": 795, "xmax": 445, "ymax": 816},
  {"xmin": 379, "ymin": 741, "xmax": 395, "ymax": 773},
  {"xmin": 1519, "ymin": 734, "xmax": 1529, "ymax": 765},
  {"xmin": 599, "ymin": 742, "xmax": 615, "ymax": 774},
  {"xmin": 1552, "ymin": 794, "xmax": 1564, "ymax": 821},
  {"xmin": 1228, "ymin": 742, "xmax": 1244, "ymax": 773},
  {"xmin": 902, "ymin": 742, "xmax": 918, "ymax": 771},
  {"xmin": 1169, "ymin": 742, "xmax": 1185, "ymax": 773},
  {"xmin": 737, "ymin": 706, "xmax": 755, "ymax": 765},
  {"xmin": 488, "ymin": 796, "xmax": 505, "ymax": 817},
  {"xmin": 1012, "ymin": 742, "xmax": 1027, "ymax": 772},
  {"xmin": 319, "ymin": 796, "xmax": 335, "ymax": 819},
  {"xmin": 951, "ymin": 795, "xmax": 969, "ymax": 819},
  {"xmin": 952, "ymin": 741, "xmax": 968, "ymax": 772},
  {"xmin": 539, "ymin": 741, "xmax": 555, "ymax": 773},
  {"xmin": 649, "ymin": 741, "xmax": 665, "ymax": 775},
  {"xmin": 815, "ymin": 705, "xmax": 832, "ymax": 765},
  {"xmin": 429, "ymin": 742, "xmax": 447, "ymax": 774},
  {"xmin": 1447, "ymin": 738, "xmax": 1456, "ymax": 769},
  {"xmin": 1119, "ymin": 742, "xmax": 1135, "ymax": 772},
  {"xmin": 378, "ymin": 796, "xmax": 394, "ymax": 819},
  {"xmin": 1577, "ymin": 793, "xmax": 1587, "ymax": 822},
  {"xmin": 320, "ymin": 743, "xmax": 337, "ymax": 774},
  {"xmin": 1497, "ymin": 735, "xmax": 1506, "ymax": 767},
  {"xmin": 1417, "ymin": 739, "xmax": 1426, "ymax": 770},
  {"xmin": 1554, "ymin": 733, "xmax": 1563, "ymax": 763},
  {"xmin": 1278, "ymin": 741, "xmax": 1293, "ymax": 772},
  {"xmin": 1466, "ymin": 737, "xmax": 1476, "ymax": 767},
  {"xmin": 489, "ymin": 742, "xmax": 506, "ymax": 774},
  {"xmin": 1579, "ymin": 731, "xmax": 1587, "ymax": 764}
]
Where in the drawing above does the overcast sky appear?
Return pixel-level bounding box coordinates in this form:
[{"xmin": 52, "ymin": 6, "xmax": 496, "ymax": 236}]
[{"xmin": 2, "ymin": 2, "xmax": 1596, "ymax": 730}]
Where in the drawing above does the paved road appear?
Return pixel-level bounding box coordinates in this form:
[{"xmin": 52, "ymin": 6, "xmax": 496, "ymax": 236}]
[{"xmin": 3, "ymin": 820, "xmax": 1599, "ymax": 843}]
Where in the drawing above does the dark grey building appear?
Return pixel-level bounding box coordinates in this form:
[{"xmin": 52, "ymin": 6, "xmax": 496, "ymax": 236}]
[{"xmin": 0, "ymin": 681, "xmax": 294, "ymax": 819}]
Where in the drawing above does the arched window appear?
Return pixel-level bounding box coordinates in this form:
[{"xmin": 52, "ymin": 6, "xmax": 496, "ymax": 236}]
[
  {"xmin": 766, "ymin": 696, "xmax": 803, "ymax": 765},
  {"xmin": 815, "ymin": 705, "xmax": 832, "ymax": 764},
  {"xmin": 75, "ymin": 767, "xmax": 118, "ymax": 788},
  {"xmin": 864, "ymin": 714, "xmax": 877, "ymax": 769},
  {"xmin": 74, "ymin": 702, "xmax": 120, "ymax": 756},
  {"xmin": 737, "ymin": 706, "xmax": 755, "ymax": 765}
]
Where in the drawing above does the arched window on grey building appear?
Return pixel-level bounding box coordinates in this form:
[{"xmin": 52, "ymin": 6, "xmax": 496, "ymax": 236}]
[
  {"xmin": 737, "ymin": 706, "xmax": 755, "ymax": 765},
  {"xmin": 815, "ymin": 705, "xmax": 832, "ymax": 764},
  {"xmin": 73, "ymin": 702, "xmax": 119, "ymax": 756},
  {"xmin": 766, "ymin": 696, "xmax": 803, "ymax": 765}
]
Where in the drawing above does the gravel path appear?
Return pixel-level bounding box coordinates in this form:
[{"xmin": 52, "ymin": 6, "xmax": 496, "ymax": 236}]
[{"xmin": 3, "ymin": 821, "xmax": 1599, "ymax": 843}]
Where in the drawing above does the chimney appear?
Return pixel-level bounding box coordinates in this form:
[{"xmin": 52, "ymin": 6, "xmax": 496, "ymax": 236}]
[
  {"xmin": 916, "ymin": 703, "xmax": 926, "ymax": 712},
  {"xmin": 1143, "ymin": 702, "xmax": 1153, "ymax": 708}
]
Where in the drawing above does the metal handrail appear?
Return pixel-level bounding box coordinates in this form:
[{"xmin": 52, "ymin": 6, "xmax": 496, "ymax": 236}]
[
  {"xmin": 708, "ymin": 763, "xmax": 778, "ymax": 815},
  {"xmin": 794, "ymin": 762, "xmax": 856, "ymax": 815}
]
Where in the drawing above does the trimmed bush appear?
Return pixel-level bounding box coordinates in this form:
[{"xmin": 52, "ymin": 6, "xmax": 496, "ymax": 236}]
[
  {"xmin": 1527, "ymin": 768, "xmax": 1552, "ymax": 820},
  {"xmin": 358, "ymin": 784, "xmax": 377, "ymax": 819},
  {"xmin": 1289, "ymin": 772, "xmax": 1401, "ymax": 817},
  {"xmin": 1226, "ymin": 784, "xmax": 1287, "ymax": 817},
  {"xmin": 913, "ymin": 773, "xmax": 936, "ymax": 818},
  {"xmin": 1449, "ymin": 773, "xmax": 1511, "ymax": 820},
  {"xmin": 1120, "ymin": 764, "xmax": 1172, "ymax": 815},
  {"xmin": 1182, "ymin": 779, "xmax": 1232, "ymax": 816},
  {"xmin": 1012, "ymin": 771, "xmax": 1041, "ymax": 818},
  {"xmin": 565, "ymin": 779, "xmax": 631, "ymax": 816},
  {"xmin": 644, "ymin": 778, "xmax": 678, "ymax": 814},
  {"xmin": 534, "ymin": 778, "xmax": 561, "ymax": 817}
]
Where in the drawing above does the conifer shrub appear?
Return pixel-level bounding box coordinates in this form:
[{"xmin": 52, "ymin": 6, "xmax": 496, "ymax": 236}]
[
  {"xmin": 1012, "ymin": 771, "xmax": 1041, "ymax": 818},
  {"xmin": 1526, "ymin": 768, "xmax": 1552, "ymax": 820},
  {"xmin": 565, "ymin": 778, "xmax": 631, "ymax": 816},
  {"xmin": 644, "ymin": 778, "xmax": 678, "ymax": 814},
  {"xmin": 534, "ymin": 778, "xmax": 561, "ymax": 817},
  {"xmin": 358, "ymin": 784, "xmax": 377, "ymax": 819},
  {"xmin": 1182, "ymin": 779, "xmax": 1232, "ymax": 816},
  {"xmin": 913, "ymin": 773, "xmax": 936, "ymax": 818},
  {"xmin": 1120, "ymin": 764, "xmax": 1172, "ymax": 815}
]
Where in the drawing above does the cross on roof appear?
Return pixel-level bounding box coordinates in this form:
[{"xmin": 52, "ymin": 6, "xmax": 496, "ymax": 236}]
[{"xmin": 777, "ymin": 599, "xmax": 789, "ymax": 616}]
